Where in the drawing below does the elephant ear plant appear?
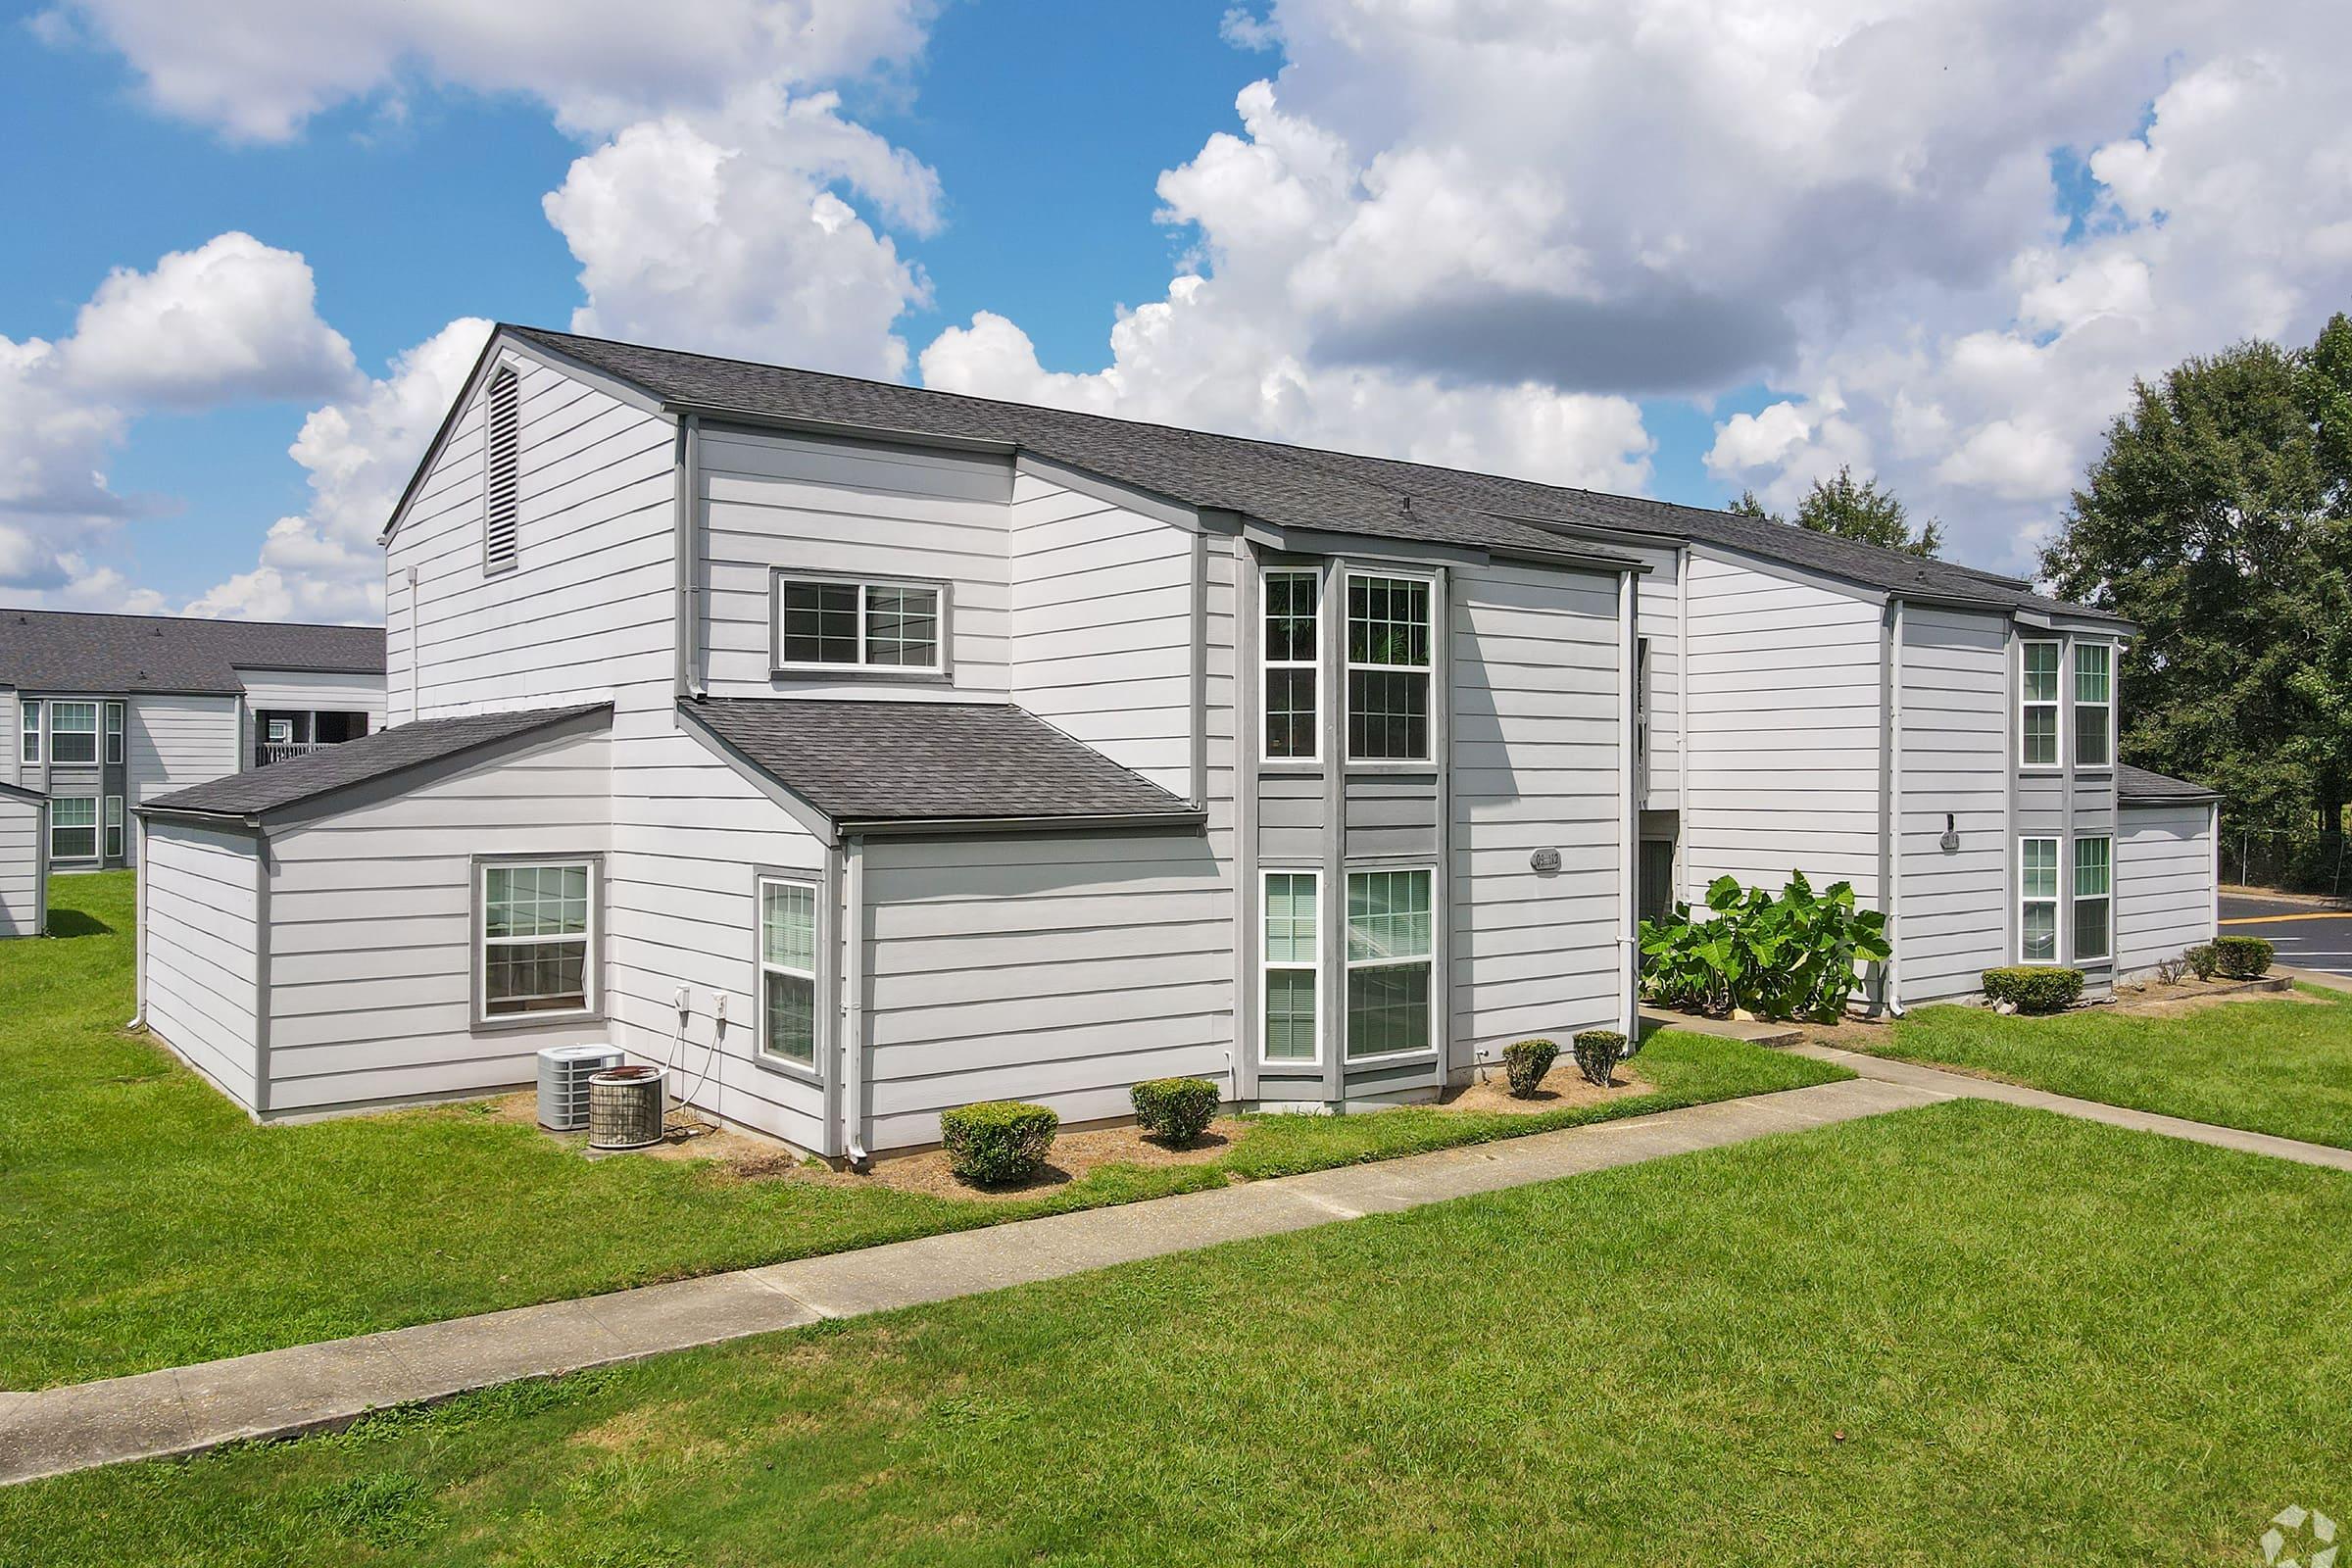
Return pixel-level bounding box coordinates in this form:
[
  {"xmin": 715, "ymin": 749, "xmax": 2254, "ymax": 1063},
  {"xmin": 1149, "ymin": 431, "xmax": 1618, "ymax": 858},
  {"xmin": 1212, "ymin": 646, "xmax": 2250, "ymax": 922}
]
[{"xmin": 1638, "ymin": 871, "xmax": 1890, "ymax": 1022}]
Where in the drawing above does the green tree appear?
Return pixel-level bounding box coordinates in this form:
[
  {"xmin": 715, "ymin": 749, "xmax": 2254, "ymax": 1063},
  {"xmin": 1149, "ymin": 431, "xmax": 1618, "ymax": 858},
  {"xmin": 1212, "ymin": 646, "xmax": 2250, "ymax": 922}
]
[
  {"xmin": 2039, "ymin": 316, "xmax": 2352, "ymax": 866},
  {"xmin": 1727, "ymin": 469, "xmax": 1944, "ymax": 557}
]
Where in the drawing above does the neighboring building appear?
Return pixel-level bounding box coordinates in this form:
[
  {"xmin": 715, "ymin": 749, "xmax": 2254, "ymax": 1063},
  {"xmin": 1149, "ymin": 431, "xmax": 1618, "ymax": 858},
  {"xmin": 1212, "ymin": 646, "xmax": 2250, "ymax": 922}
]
[
  {"xmin": 0, "ymin": 781, "xmax": 45, "ymax": 937},
  {"xmin": 134, "ymin": 325, "xmax": 2215, "ymax": 1147},
  {"xmin": 2, "ymin": 609, "xmax": 386, "ymax": 871}
]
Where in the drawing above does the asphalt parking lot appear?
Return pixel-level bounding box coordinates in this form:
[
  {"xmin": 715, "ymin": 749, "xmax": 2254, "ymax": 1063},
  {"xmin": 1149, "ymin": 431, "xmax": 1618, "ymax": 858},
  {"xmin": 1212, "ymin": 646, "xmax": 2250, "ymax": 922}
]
[{"xmin": 2219, "ymin": 894, "xmax": 2352, "ymax": 977}]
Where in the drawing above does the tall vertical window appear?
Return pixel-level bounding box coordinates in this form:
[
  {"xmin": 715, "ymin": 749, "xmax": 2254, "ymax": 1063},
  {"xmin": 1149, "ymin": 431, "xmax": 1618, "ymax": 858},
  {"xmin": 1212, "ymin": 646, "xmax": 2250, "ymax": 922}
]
[
  {"xmin": 1347, "ymin": 574, "xmax": 1432, "ymax": 761},
  {"xmin": 478, "ymin": 860, "xmax": 595, "ymax": 1018},
  {"xmin": 482, "ymin": 364, "xmax": 521, "ymax": 574},
  {"xmin": 103, "ymin": 796, "xmax": 124, "ymax": 859},
  {"xmin": 1262, "ymin": 569, "xmax": 1320, "ymax": 760},
  {"xmin": 49, "ymin": 703, "xmax": 97, "ymax": 764},
  {"xmin": 1260, "ymin": 871, "xmax": 1319, "ymax": 1062},
  {"xmin": 759, "ymin": 877, "xmax": 819, "ymax": 1069},
  {"xmin": 19, "ymin": 700, "xmax": 37, "ymax": 765},
  {"xmin": 775, "ymin": 577, "xmax": 945, "ymax": 672},
  {"xmin": 2073, "ymin": 836, "xmax": 2113, "ymax": 961},
  {"xmin": 104, "ymin": 702, "xmax": 124, "ymax": 765},
  {"xmin": 1346, "ymin": 867, "xmax": 1433, "ymax": 1058},
  {"xmin": 51, "ymin": 797, "xmax": 97, "ymax": 859},
  {"xmin": 2074, "ymin": 644, "xmax": 2113, "ymax": 768},
  {"xmin": 2020, "ymin": 642, "xmax": 2060, "ymax": 767},
  {"xmin": 2020, "ymin": 837, "xmax": 2059, "ymax": 963}
]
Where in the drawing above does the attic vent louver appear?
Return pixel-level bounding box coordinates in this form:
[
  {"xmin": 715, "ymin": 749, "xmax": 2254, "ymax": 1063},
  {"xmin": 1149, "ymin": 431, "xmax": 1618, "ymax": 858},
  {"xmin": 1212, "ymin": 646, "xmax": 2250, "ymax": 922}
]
[{"xmin": 483, "ymin": 364, "xmax": 522, "ymax": 575}]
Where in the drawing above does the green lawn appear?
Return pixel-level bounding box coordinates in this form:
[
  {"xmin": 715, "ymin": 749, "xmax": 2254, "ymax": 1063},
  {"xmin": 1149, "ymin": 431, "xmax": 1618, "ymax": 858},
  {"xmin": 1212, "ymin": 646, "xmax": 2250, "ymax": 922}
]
[
  {"xmin": 7, "ymin": 1098, "xmax": 2347, "ymax": 1566},
  {"xmin": 1, "ymin": 872, "xmax": 1842, "ymax": 1388},
  {"xmin": 1869, "ymin": 988, "xmax": 2352, "ymax": 1150}
]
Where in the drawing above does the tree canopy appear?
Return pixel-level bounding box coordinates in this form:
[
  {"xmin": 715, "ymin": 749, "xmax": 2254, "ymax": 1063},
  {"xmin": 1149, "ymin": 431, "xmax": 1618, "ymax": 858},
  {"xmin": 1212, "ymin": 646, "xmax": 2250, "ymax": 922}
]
[
  {"xmin": 1731, "ymin": 467, "xmax": 1944, "ymax": 558},
  {"xmin": 2039, "ymin": 314, "xmax": 2352, "ymax": 857}
]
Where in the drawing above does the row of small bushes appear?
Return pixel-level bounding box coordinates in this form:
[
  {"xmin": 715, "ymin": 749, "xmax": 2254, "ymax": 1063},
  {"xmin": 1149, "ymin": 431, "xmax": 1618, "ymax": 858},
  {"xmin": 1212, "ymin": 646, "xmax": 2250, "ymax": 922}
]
[
  {"xmin": 939, "ymin": 1075, "xmax": 1227, "ymax": 1187},
  {"xmin": 1982, "ymin": 934, "xmax": 2277, "ymax": 1015},
  {"xmin": 1502, "ymin": 1030, "xmax": 1630, "ymax": 1095}
]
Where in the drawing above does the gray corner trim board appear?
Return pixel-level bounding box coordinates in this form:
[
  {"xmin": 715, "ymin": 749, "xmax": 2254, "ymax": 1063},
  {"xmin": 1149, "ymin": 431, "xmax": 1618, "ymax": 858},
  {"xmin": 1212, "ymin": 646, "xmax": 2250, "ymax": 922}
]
[
  {"xmin": 820, "ymin": 844, "xmax": 846, "ymax": 1157},
  {"xmin": 1618, "ymin": 565, "xmax": 1641, "ymax": 1039},
  {"xmin": 674, "ymin": 413, "xmax": 700, "ymax": 700},
  {"xmin": 1674, "ymin": 543, "xmax": 1691, "ymax": 907},
  {"xmin": 1431, "ymin": 563, "xmax": 1455, "ymax": 1082},
  {"xmin": 1234, "ymin": 538, "xmax": 1262, "ymax": 1102},
  {"xmin": 253, "ymin": 833, "xmax": 272, "ymax": 1117},
  {"xmin": 1190, "ymin": 532, "xmax": 1209, "ymax": 811},
  {"xmin": 2004, "ymin": 627, "xmax": 2021, "ymax": 966},
  {"xmin": 1014, "ymin": 451, "xmax": 1206, "ymax": 534},
  {"xmin": 841, "ymin": 835, "xmax": 870, "ymax": 1166},
  {"xmin": 1320, "ymin": 556, "xmax": 1348, "ymax": 1109},
  {"xmin": 1883, "ymin": 598, "xmax": 1906, "ymax": 1012},
  {"xmin": 672, "ymin": 705, "xmax": 838, "ymax": 846}
]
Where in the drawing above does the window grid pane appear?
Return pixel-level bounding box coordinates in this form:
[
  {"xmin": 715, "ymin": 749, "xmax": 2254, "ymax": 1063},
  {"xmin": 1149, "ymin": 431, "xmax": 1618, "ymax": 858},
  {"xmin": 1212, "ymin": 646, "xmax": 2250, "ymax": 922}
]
[
  {"xmin": 2021, "ymin": 840, "xmax": 2057, "ymax": 899},
  {"xmin": 1263, "ymin": 969, "xmax": 1317, "ymax": 1061},
  {"xmin": 2074, "ymin": 837, "xmax": 2111, "ymax": 898},
  {"xmin": 2073, "ymin": 897, "xmax": 2112, "ymax": 961},
  {"xmin": 780, "ymin": 581, "xmax": 861, "ymax": 664},
  {"xmin": 763, "ymin": 970, "xmax": 817, "ymax": 1064},
  {"xmin": 1348, "ymin": 870, "xmax": 1432, "ymax": 962},
  {"xmin": 485, "ymin": 864, "xmax": 589, "ymax": 939},
  {"xmin": 2075, "ymin": 703, "xmax": 2111, "ymax": 767},
  {"xmin": 50, "ymin": 702, "xmax": 96, "ymax": 763},
  {"xmin": 1263, "ymin": 571, "xmax": 1320, "ymax": 760},
  {"xmin": 761, "ymin": 882, "xmax": 817, "ymax": 972},
  {"xmin": 484, "ymin": 941, "xmax": 588, "ymax": 1014},
  {"xmin": 863, "ymin": 586, "xmax": 940, "ymax": 668},
  {"xmin": 19, "ymin": 701, "xmax": 36, "ymax": 764},
  {"xmin": 1263, "ymin": 873, "xmax": 1318, "ymax": 963},
  {"xmin": 2022, "ymin": 643, "xmax": 2060, "ymax": 702},
  {"xmin": 2021, "ymin": 903, "xmax": 2058, "ymax": 963},
  {"xmin": 1347, "ymin": 575, "xmax": 1432, "ymax": 761},
  {"xmin": 1348, "ymin": 670, "xmax": 1430, "ymax": 761},
  {"xmin": 2074, "ymin": 645, "xmax": 2111, "ymax": 705},
  {"xmin": 1347, "ymin": 964, "xmax": 1430, "ymax": 1058},
  {"xmin": 2022, "ymin": 706, "xmax": 2058, "ymax": 766},
  {"xmin": 52, "ymin": 795, "xmax": 97, "ymax": 859}
]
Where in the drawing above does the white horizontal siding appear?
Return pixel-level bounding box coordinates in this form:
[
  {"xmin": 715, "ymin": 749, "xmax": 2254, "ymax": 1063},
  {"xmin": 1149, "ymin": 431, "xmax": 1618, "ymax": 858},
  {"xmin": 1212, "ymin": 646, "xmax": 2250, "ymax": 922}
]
[
  {"xmin": 2116, "ymin": 802, "xmax": 2217, "ymax": 977},
  {"xmin": 123, "ymin": 695, "xmax": 241, "ymax": 867},
  {"xmin": 143, "ymin": 819, "xmax": 262, "ymax": 1108},
  {"xmin": 237, "ymin": 668, "xmax": 387, "ymax": 728},
  {"xmin": 1897, "ymin": 605, "xmax": 2009, "ymax": 1002},
  {"xmin": 1635, "ymin": 545, "xmax": 1681, "ymax": 811},
  {"xmin": 859, "ymin": 829, "xmax": 1231, "ymax": 1151},
  {"xmin": 0, "ymin": 795, "xmax": 39, "ymax": 937}
]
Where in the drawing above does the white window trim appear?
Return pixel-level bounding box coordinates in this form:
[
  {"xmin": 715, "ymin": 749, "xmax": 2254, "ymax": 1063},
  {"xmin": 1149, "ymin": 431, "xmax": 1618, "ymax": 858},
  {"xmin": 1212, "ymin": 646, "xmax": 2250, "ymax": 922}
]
[
  {"xmin": 104, "ymin": 701, "xmax": 124, "ymax": 765},
  {"xmin": 49, "ymin": 701, "xmax": 98, "ymax": 766},
  {"xmin": 2073, "ymin": 643, "xmax": 2116, "ymax": 771},
  {"xmin": 2073, "ymin": 834, "xmax": 2114, "ymax": 963},
  {"xmin": 103, "ymin": 794, "xmax": 123, "ymax": 859},
  {"xmin": 471, "ymin": 856, "xmax": 602, "ymax": 1030},
  {"xmin": 50, "ymin": 795, "xmax": 98, "ymax": 861},
  {"xmin": 756, "ymin": 870, "xmax": 825, "ymax": 1082},
  {"xmin": 2018, "ymin": 835, "xmax": 2061, "ymax": 965},
  {"xmin": 770, "ymin": 569, "xmax": 952, "ymax": 678},
  {"xmin": 2019, "ymin": 640, "xmax": 2063, "ymax": 771},
  {"xmin": 1343, "ymin": 863, "xmax": 1439, "ymax": 1063},
  {"xmin": 19, "ymin": 699, "xmax": 38, "ymax": 766},
  {"xmin": 1257, "ymin": 866, "xmax": 1322, "ymax": 1068},
  {"xmin": 1260, "ymin": 566, "xmax": 1324, "ymax": 766},
  {"xmin": 1343, "ymin": 569, "xmax": 1437, "ymax": 765}
]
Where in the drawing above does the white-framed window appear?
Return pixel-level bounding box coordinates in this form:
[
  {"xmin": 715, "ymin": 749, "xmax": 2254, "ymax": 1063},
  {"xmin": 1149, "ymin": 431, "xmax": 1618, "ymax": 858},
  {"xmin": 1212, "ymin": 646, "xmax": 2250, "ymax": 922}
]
[
  {"xmin": 19, "ymin": 700, "xmax": 38, "ymax": 765},
  {"xmin": 1259, "ymin": 869, "xmax": 1320, "ymax": 1064},
  {"xmin": 2074, "ymin": 643, "xmax": 2114, "ymax": 769},
  {"xmin": 50, "ymin": 702, "xmax": 97, "ymax": 765},
  {"xmin": 774, "ymin": 576, "xmax": 946, "ymax": 673},
  {"xmin": 1262, "ymin": 567, "xmax": 1321, "ymax": 761},
  {"xmin": 2073, "ymin": 835, "xmax": 2113, "ymax": 961},
  {"xmin": 1346, "ymin": 866, "xmax": 1435, "ymax": 1059},
  {"xmin": 482, "ymin": 363, "xmax": 522, "ymax": 575},
  {"xmin": 103, "ymin": 795, "xmax": 123, "ymax": 859},
  {"xmin": 2019, "ymin": 836, "xmax": 2059, "ymax": 963},
  {"xmin": 476, "ymin": 859, "xmax": 597, "ymax": 1021},
  {"xmin": 51, "ymin": 796, "xmax": 97, "ymax": 860},
  {"xmin": 758, "ymin": 875, "xmax": 820, "ymax": 1072},
  {"xmin": 2019, "ymin": 641, "xmax": 2061, "ymax": 768},
  {"xmin": 104, "ymin": 702, "xmax": 124, "ymax": 765},
  {"xmin": 1346, "ymin": 572, "xmax": 1433, "ymax": 761}
]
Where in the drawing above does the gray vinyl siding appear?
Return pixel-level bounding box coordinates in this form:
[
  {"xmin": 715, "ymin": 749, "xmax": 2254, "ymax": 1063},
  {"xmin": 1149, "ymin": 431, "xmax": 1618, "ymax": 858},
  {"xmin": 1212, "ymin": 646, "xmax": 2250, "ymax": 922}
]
[
  {"xmin": 262, "ymin": 726, "xmax": 613, "ymax": 1114},
  {"xmin": 1897, "ymin": 606, "xmax": 2010, "ymax": 1002},
  {"xmin": 1007, "ymin": 470, "xmax": 1195, "ymax": 797},
  {"xmin": 1449, "ymin": 559, "xmax": 1625, "ymax": 1062},
  {"xmin": 858, "ymin": 829, "xmax": 1232, "ymax": 1150},
  {"xmin": 143, "ymin": 819, "xmax": 263, "ymax": 1109},
  {"xmin": 237, "ymin": 669, "xmax": 387, "ymax": 728},
  {"xmin": 124, "ymin": 695, "xmax": 240, "ymax": 864},
  {"xmin": 1635, "ymin": 546, "xmax": 1681, "ymax": 811},
  {"xmin": 1682, "ymin": 552, "xmax": 1883, "ymax": 906},
  {"xmin": 699, "ymin": 426, "xmax": 1013, "ymax": 701},
  {"xmin": 0, "ymin": 794, "xmax": 40, "ymax": 936},
  {"xmin": 2115, "ymin": 801, "xmax": 2218, "ymax": 977}
]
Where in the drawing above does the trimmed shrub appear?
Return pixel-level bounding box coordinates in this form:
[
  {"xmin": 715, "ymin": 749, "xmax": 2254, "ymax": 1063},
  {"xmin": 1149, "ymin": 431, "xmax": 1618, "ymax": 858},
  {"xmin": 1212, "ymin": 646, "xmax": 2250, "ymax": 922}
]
[
  {"xmin": 1573, "ymin": 1030, "xmax": 1628, "ymax": 1088},
  {"xmin": 1980, "ymin": 966, "xmax": 2083, "ymax": 1014},
  {"xmin": 2183, "ymin": 943, "xmax": 2221, "ymax": 981},
  {"xmin": 940, "ymin": 1101, "xmax": 1058, "ymax": 1186},
  {"xmin": 2212, "ymin": 935, "xmax": 2276, "ymax": 979},
  {"xmin": 1131, "ymin": 1077, "xmax": 1220, "ymax": 1146},
  {"xmin": 1501, "ymin": 1039, "xmax": 1558, "ymax": 1098}
]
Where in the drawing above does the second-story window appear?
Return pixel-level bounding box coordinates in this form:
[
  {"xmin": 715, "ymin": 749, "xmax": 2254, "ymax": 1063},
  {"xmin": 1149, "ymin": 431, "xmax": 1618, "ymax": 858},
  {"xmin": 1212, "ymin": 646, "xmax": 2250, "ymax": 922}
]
[
  {"xmin": 2020, "ymin": 640, "xmax": 2060, "ymax": 768},
  {"xmin": 50, "ymin": 702, "xmax": 97, "ymax": 764},
  {"xmin": 104, "ymin": 702, "xmax": 124, "ymax": 765},
  {"xmin": 776, "ymin": 577, "xmax": 944, "ymax": 673},
  {"xmin": 2074, "ymin": 643, "xmax": 2113, "ymax": 768},
  {"xmin": 1347, "ymin": 573, "xmax": 1432, "ymax": 761},
  {"xmin": 1263, "ymin": 568, "xmax": 1320, "ymax": 760},
  {"xmin": 19, "ymin": 700, "xmax": 38, "ymax": 765}
]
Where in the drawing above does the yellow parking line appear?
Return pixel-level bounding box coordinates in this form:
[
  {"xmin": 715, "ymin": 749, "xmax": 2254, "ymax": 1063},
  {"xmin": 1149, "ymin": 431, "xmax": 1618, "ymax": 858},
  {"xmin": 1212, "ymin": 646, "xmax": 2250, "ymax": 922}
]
[{"xmin": 2220, "ymin": 911, "xmax": 2352, "ymax": 925}]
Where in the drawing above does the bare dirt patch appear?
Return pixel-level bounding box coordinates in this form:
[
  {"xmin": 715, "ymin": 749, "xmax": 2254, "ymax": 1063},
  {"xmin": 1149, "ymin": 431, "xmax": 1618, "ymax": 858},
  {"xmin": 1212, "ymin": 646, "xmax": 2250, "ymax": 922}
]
[{"xmin": 1439, "ymin": 1057, "xmax": 1654, "ymax": 1115}]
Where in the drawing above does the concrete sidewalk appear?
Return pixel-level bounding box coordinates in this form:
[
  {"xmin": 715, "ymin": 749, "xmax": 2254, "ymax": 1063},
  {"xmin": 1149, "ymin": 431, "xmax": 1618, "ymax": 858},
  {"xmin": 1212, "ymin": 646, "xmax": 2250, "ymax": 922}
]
[
  {"xmin": 0, "ymin": 1075, "xmax": 1935, "ymax": 1488},
  {"xmin": 1789, "ymin": 1044, "xmax": 2352, "ymax": 1172}
]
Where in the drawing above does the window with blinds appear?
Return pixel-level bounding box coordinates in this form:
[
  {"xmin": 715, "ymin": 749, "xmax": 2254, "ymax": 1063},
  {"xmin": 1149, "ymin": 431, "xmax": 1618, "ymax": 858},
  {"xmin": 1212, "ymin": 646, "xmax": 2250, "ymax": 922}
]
[{"xmin": 482, "ymin": 364, "xmax": 521, "ymax": 574}]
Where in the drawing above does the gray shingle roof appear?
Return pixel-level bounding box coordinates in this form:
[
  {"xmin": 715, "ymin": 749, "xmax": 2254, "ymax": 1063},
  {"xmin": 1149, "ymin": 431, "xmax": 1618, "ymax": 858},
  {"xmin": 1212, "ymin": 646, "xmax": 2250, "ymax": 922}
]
[
  {"xmin": 509, "ymin": 325, "xmax": 2126, "ymax": 625},
  {"xmin": 686, "ymin": 697, "xmax": 1198, "ymax": 827},
  {"xmin": 140, "ymin": 704, "xmax": 609, "ymax": 820},
  {"xmin": 2118, "ymin": 763, "xmax": 2223, "ymax": 804},
  {"xmin": 0, "ymin": 609, "xmax": 384, "ymax": 696}
]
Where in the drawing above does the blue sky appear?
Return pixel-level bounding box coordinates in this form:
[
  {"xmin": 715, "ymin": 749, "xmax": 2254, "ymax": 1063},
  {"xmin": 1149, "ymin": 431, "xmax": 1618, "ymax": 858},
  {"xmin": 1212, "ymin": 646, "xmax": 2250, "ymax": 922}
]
[{"xmin": 2, "ymin": 1, "xmax": 2342, "ymax": 619}]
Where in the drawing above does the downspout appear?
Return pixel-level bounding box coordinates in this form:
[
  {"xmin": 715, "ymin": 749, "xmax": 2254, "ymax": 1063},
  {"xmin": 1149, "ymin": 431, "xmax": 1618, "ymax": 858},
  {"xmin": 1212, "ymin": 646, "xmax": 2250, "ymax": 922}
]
[
  {"xmin": 1882, "ymin": 599, "xmax": 1907, "ymax": 1016},
  {"xmin": 404, "ymin": 566, "xmax": 421, "ymax": 724},
  {"xmin": 1675, "ymin": 544, "xmax": 1690, "ymax": 908},
  {"xmin": 841, "ymin": 834, "xmax": 870, "ymax": 1167},
  {"xmin": 1619, "ymin": 567, "xmax": 1641, "ymax": 1038}
]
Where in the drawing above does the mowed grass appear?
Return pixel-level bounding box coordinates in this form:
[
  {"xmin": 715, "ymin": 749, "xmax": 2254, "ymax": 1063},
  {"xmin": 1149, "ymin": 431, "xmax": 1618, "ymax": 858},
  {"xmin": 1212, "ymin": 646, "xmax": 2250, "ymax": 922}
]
[
  {"xmin": 6, "ymin": 1098, "xmax": 2347, "ymax": 1567},
  {"xmin": 1869, "ymin": 987, "xmax": 2352, "ymax": 1150},
  {"xmin": 0, "ymin": 873, "xmax": 1842, "ymax": 1387}
]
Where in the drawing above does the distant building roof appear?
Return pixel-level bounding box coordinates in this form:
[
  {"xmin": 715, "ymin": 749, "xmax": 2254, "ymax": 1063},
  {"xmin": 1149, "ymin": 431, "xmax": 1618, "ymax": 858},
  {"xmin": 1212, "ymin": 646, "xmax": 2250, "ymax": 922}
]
[
  {"xmin": 505, "ymin": 324, "xmax": 2129, "ymax": 627},
  {"xmin": 0, "ymin": 609, "xmax": 384, "ymax": 697},
  {"xmin": 2118, "ymin": 763, "xmax": 2223, "ymax": 804},
  {"xmin": 140, "ymin": 705, "xmax": 608, "ymax": 820},
  {"xmin": 684, "ymin": 697, "xmax": 1200, "ymax": 829}
]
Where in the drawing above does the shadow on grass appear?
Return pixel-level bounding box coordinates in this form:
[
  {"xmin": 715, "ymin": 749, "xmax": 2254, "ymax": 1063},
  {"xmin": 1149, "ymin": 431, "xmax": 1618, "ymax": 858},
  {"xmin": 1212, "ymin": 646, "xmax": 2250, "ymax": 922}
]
[{"xmin": 43, "ymin": 906, "xmax": 115, "ymax": 938}]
